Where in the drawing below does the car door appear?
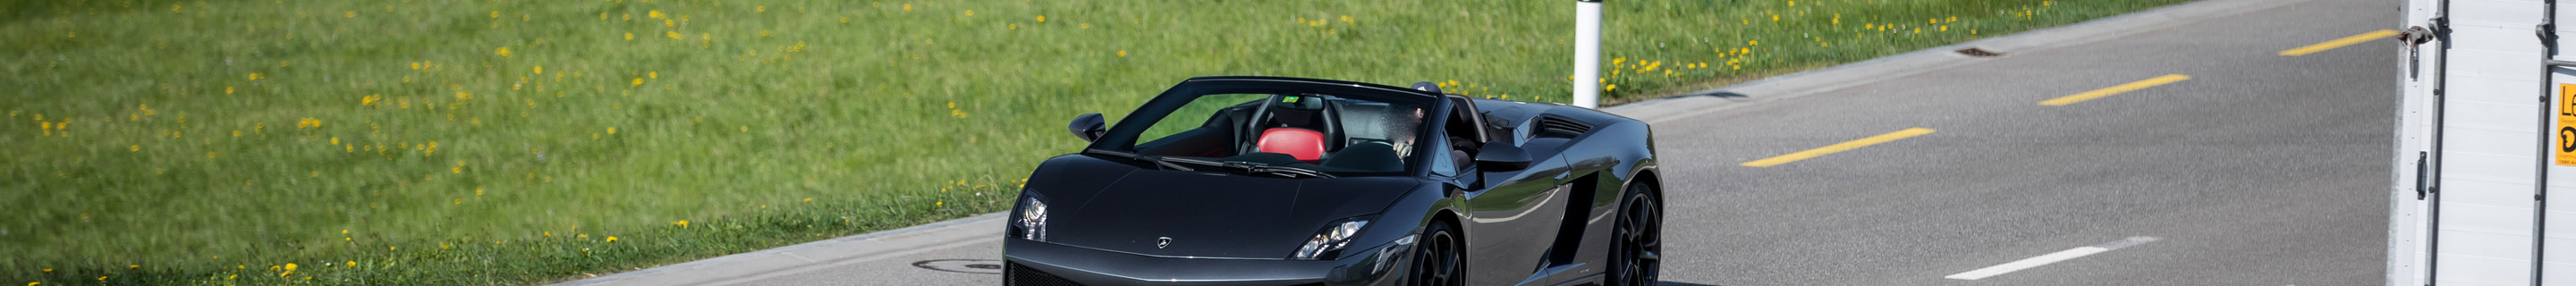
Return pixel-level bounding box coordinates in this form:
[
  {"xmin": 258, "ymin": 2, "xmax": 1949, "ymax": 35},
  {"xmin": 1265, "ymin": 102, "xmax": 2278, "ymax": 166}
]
[{"xmin": 1437, "ymin": 105, "xmax": 1579, "ymax": 284}]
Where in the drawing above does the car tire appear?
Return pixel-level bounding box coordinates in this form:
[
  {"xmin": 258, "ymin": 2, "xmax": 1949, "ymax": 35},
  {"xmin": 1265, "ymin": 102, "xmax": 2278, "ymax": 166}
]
[
  {"xmin": 1410, "ymin": 222, "xmax": 1464, "ymax": 286},
  {"xmin": 1609, "ymin": 182, "xmax": 1662, "ymax": 286}
]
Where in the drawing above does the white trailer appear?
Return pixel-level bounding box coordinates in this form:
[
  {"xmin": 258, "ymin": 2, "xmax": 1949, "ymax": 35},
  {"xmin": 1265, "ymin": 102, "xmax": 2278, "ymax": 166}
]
[{"xmin": 2396, "ymin": 0, "xmax": 2576, "ymax": 285}]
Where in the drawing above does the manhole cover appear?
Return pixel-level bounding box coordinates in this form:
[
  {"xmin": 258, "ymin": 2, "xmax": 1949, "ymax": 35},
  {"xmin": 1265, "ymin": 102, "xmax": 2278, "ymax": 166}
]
[
  {"xmin": 912, "ymin": 259, "xmax": 1004, "ymax": 274},
  {"xmin": 1955, "ymin": 47, "xmax": 2003, "ymax": 57}
]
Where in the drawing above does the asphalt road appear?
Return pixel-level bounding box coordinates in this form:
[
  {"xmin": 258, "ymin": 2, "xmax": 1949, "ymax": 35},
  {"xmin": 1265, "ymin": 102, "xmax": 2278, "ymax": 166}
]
[{"xmin": 729, "ymin": 0, "xmax": 2399, "ymax": 284}]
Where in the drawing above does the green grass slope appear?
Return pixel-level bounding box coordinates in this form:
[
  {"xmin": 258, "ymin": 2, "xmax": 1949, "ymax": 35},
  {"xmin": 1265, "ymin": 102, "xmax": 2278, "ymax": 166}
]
[{"xmin": 2, "ymin": 0, "xmax": 2186, "ymax": 284}]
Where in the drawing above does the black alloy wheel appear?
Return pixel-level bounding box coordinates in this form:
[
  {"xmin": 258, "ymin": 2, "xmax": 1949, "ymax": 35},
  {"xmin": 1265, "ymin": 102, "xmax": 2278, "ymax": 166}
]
[
  {"xmin": 1610, "ymin": 183, "xmax": 1662, "ymax": 286},
  {"xmin": 1410, "ymin": 223, "xmax": 1464, "ymax": 286}
]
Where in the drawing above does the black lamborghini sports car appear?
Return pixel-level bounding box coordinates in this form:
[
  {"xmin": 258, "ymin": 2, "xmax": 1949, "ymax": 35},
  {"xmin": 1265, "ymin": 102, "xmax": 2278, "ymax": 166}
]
[{"xmin": 1004, "ymin": 76, "xmax": 1663, "ymax": 286}]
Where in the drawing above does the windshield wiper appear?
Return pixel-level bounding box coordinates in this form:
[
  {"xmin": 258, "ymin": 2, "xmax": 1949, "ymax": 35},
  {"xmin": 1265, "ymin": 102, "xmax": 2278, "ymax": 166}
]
[
  {"xmin": 1160, "ymin": 156, "xmax": 1337, "ymax": 179},
  {"xmin": 1084, "ymin": 149, "xmax": 1193, "ymax": 172}
]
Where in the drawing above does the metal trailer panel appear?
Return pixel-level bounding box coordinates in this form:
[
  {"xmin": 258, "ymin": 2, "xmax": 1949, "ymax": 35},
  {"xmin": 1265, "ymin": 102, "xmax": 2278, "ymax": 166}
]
[
  {"xmin": 2545, "ymin": 3, "xmax": 2576, "ymax": 284},
  {"xmin": 2399, "ymin": 0, "xmax": 2563, "ymax": 284}
]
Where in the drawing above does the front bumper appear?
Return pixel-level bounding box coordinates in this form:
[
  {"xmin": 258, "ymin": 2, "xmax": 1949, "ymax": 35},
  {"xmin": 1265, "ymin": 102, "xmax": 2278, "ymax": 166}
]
[{"xmin": 1004, "ymin": 238, "xmax": 1411, "ymax": 286}]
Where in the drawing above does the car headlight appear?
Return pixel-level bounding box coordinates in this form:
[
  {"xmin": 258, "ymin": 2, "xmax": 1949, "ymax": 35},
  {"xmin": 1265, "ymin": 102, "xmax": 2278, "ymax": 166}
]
[
  {"xmin": 1015, "ymin": 194, "xmax": 1047, "ymax": 241},
  {"xmin": 1291, "ymin": 214, "xmax": 1374, "ymax": 260}
]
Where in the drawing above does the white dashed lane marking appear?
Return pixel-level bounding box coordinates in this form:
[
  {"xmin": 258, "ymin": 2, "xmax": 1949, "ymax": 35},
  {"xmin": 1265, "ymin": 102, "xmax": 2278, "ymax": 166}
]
[{"xmin": 1943, "ymin": 236, "xmax": 2162, "ymax": 281}]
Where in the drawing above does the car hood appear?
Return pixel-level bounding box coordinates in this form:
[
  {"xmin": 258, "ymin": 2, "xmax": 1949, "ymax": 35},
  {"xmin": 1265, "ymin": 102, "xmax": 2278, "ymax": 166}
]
[{"xmin": 1028, "ymin": 155, "xmax": 1419, "ymax": 259}]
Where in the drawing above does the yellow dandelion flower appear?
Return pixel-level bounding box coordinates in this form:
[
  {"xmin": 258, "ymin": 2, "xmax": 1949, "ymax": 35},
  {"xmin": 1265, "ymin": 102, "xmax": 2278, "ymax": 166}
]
[
  {"xmin": 758, "ymin": 5, "xmax": 767, "ymax": 13},
  {"xmin": 130, "ymin": 145, "xmax": 139, "ymax": 152},
  {"xmin": 606, "ymin": 236, "xmax": 620, "ymax": 242},
  {"xmin": 491, "ymin": 11, "xmax": 500, "ymax": 18},
  {"xmin": 284, "ymin": 264, "xmax": 297, "ymax": 271},
  {"xmin": 225, "ymin": 87, "xmax": 234, "ymax": 94},
  {"xmin": 1605, "ymin": 84, "xmax": 1617, "ymax": 91},
  {"xmin": 533, "ymin": 66, "xmax": 543, "ymax": 74},
  {"xmin": 249, "ymin": 73, "xmax": 263, "ymax": 80},
  {"xmin": 903, "ymin": 4, "xmax": 912, "ymax": 11},
  {"xmin": 606, "ymin": 127, "xmax": 617, "ymax": 135},
  {"xmin": 1118, "ymin": 50, "xmax": 1127, "ymax": 57},
  {"xmin": 673, "ymin": 220, "xmax": 691, "ymax": 227},
  {"xmin": 804, "ymin": 198, "xmax": 814, "ymax": 203},
  {"xmin": 129, "ymin": 265, "xmax": 138, "ymax": 269},
  {"xmin": 625, "ymin": 32, "xmax": 634, "ymax": 40},
  {"xmin": 936, "ymin": 201, "xmax": 944, "ymax": 206},
  {"xmin": 965, "ymin": 10, "xmax": 973, "ymax": 16},
  {"xmin": 633, "ymin": 78, "xmax": 644, "ymax": 86},
  {"xmin": 496, "ymin": 46, "xmax": 511, "ymax": 57},
  {"xmin": 648, "ymin": 10, "xmax": 664, "ymax": 19},
  {"xmin": 667, "ymin": 31, "xmax": 682, "ymax": 39},
  {"xmin": 1788, "ymin": 1, "xmax": 1796, "ymax": 6},
  {"xmin": 649, "ymin": 72, "xmax": 658, "ymax": 79},
  {"xmin": 1038, "ymin": 15, "xmax": 1046, "ymax": 22}
]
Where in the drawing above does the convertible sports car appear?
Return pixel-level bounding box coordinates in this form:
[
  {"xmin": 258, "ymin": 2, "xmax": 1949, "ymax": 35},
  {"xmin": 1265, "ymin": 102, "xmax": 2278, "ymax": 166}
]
[{"xmin": 1004, "ymin": 76, "xmax": 1663, "ymax": 286}]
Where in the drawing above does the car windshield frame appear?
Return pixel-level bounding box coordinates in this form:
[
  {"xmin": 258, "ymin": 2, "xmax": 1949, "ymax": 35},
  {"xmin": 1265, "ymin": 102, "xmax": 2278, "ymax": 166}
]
[{"xmin": 1085, "ymin": 77, "xmax": 1447, "ymax": 177}]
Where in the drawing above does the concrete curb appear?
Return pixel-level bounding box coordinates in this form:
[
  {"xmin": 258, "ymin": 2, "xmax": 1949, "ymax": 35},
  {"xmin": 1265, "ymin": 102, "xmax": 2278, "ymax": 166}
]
[
  {"xmin": 555, "ymin": 0, "xmax": 2312, "ymax": 284},
  {"xmin": 1603, "ymin": 0, "xmax": 2314, "ymax": 123},
  {"xmin": 550, "ymin": 213, "xmax": 1005, "ymax": 286}
]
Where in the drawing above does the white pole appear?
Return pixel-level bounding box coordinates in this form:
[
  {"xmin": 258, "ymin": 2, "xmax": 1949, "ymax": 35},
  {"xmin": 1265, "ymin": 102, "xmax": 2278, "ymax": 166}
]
[{"xmin": 1573, "ymin": 0, "xmax": 1604, "ymax": 108}]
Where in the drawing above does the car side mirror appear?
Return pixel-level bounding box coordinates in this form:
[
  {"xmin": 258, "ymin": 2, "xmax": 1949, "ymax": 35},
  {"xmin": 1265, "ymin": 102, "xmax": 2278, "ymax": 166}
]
[
  {"xmin": 1070, "ymin": 113, "xmax": 1106, "ymax": 142},
  {"xmin": 1474, "ymin": 144, "xmax": 1531, "ymax": 172}
]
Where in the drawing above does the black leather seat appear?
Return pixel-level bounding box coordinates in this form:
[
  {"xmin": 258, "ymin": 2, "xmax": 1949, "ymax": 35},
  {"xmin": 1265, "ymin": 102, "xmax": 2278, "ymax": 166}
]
[{"xmin": 1322, "ymin": 142, "xmax": 1403, "ymax": 172}]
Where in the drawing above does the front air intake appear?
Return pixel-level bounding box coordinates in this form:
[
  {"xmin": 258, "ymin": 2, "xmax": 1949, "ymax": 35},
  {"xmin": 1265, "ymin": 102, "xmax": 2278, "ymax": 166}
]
[{"xmin": 1005, "ymin": 263, "xmax": 1085, "ymax": 286}]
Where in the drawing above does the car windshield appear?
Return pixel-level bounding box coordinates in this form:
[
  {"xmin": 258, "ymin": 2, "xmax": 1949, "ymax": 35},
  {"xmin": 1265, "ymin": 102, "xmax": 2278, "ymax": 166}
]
[{"xmin": 1097, "ymin": 88, "xmax": 1435, "ymax": 176}]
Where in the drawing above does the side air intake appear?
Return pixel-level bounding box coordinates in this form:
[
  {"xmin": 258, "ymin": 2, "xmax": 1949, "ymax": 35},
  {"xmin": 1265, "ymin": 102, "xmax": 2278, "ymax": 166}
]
[{"xmin": 1537, "ymin": 116, "xmax": 1593, "ymax": 138}]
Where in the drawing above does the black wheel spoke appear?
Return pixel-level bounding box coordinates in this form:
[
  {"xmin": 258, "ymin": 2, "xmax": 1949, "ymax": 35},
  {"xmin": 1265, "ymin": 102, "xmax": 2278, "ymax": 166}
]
[
  {"xmin": 1612, "ymin": 185, "xmax": 1662, "ymax": 286},
  {"xmin": 1412, "ymin": 228, "xmax": 1462, "ymax": 286}
]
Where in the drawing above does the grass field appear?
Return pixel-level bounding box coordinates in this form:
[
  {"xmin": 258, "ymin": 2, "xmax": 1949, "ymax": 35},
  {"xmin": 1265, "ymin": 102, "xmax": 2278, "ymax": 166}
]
[{"xmin": 4, "ymin": 0, "xmax": 2190, "ymax": 284}]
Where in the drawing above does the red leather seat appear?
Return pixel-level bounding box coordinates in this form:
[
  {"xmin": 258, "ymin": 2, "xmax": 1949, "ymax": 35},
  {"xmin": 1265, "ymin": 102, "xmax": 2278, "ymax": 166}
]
[{"xmin": 1256, "ymin": 128, "xmax": 1326, "ymax": 164}]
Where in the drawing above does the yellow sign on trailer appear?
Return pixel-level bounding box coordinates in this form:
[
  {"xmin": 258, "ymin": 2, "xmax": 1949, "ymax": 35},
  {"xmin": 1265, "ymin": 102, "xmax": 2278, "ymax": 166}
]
[{"xmin": 2562, "ymin": 84, "xmax": 2576, "ymax": 166}]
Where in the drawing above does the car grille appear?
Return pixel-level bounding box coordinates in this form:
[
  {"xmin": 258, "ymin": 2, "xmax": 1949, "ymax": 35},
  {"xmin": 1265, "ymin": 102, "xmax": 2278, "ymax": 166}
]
[{"xmin": 1007, "ymin": 263, "xmax": 1084, "ymax": 286}]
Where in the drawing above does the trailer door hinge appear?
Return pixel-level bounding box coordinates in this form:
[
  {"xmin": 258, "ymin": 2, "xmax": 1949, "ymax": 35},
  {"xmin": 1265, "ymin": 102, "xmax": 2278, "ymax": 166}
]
[
  {"xmin": 2406, "ymin": 26, "xmax": 2434, "ymax": 78},
  {"xmin": 2418, "ymin": 151, "xmax": 2434, "ymax": 200}
]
